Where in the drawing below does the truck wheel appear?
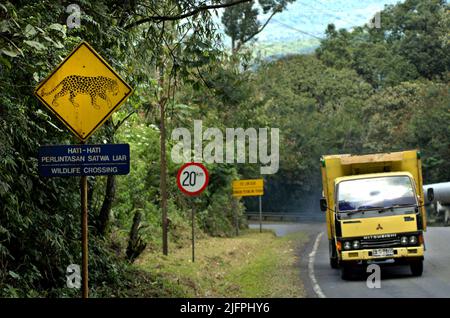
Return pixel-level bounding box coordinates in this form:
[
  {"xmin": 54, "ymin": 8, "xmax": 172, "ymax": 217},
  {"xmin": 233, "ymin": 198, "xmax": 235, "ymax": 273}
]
[
  {"xmin": 329, "ymin": 240, "xmax": 339, "ymax": 269},
  {"xmin": 341, "ymin": 264, "xmax": 352, "ymax": 280},
  {"xmin": 410, "ymin": 260, "xmax": 423, "ymax": 276},
  {"xmin": 330, "ymin": 257, "xmax": 339, "ymax": 269}
]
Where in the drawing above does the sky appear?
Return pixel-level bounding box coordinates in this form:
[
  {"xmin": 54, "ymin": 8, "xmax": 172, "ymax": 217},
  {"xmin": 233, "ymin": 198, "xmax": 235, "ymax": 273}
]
[{"xmin": 218, "ymin": 0, "xmax": 404, "ymax": 44}]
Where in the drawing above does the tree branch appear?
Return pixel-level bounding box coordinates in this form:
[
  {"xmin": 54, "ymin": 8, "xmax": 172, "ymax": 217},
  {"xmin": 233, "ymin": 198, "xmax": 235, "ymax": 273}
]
[
  {"xmin": 235, "ymin": 8, "xmax": 278, "ymax": 52},
  {"xmin": 113, "ymin": 110, "xmax": 137, "ymax": 131},
  {"xmin": 124, "ymin": 0, "xmax": 252, "ymax": 29}
]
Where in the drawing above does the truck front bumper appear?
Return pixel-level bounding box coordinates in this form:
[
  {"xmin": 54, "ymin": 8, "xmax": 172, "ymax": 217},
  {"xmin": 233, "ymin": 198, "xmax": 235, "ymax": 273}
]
[{"xmin": 341, "ymin": 245, "xmax": 424, "ymax": 261}]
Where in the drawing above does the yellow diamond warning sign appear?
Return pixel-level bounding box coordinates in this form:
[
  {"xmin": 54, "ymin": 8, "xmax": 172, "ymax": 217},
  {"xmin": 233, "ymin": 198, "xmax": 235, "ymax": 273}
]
[{"xmin": 34, "ymin": 41, "xmax": 133, "ymax": 141}]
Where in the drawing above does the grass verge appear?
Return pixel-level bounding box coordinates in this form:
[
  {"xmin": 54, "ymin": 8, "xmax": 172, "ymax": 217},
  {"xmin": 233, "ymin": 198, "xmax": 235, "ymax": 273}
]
[{"xmin": 131, "ymin": 229, "xmax": 307, "ymax": 297}]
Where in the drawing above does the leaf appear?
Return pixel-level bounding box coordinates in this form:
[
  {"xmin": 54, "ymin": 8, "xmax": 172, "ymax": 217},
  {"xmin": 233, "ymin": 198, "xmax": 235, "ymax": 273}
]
[
  {"xmin": 24, "ymin": 24, "xmax": 37, "ymax": 38},
  {"xmin": 46, "ymin": 120, "xmax": 63, "ymax": 132},
  {"xmin": 43, "ymin": 36, "xmax": 64, "ymax": 49},
  {"xmin": 23, "ymin": 40, "xmax": 46, "ymax": 51},
  {"xmin": 0, "ymin": 20, "xmax": 9, "ymax": 33},
  {"xmin": 35, "ymin": 26, "xmax": 45, "ymax": 34},
  {"xmin": 33, "ymin": 72, "xmax": 39, "ymax": 82},
  {"xmin": 48, "ymin": 23, "xmax": 66, "ymax": 35},
  {"xmin": 0, "ymin": 181, "xmax": 10, "ymax": 196},
  {"xmin": 8, "ymin": 271, "xmax": 20, "ymax": 280},
  {"xmin": 26, "ymin": 179, "xmax": 32, "ymax": 192},
  {"xmin": 35, "ymin": 109, "xmax": 47, "ymax": 118},
  {"xmin": 53, "ymin": 41, "xmax": 64, "ymax": 49},
  {"xmin": 1, "ymin": 49, "xmax": 18, "ymax": 57}
]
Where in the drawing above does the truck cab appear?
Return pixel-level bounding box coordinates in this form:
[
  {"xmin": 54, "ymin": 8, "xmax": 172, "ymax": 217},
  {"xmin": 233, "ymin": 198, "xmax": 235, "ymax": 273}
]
[{"xmin": 320, "ymin": 150, "xmax": 426, "ymax": 279}]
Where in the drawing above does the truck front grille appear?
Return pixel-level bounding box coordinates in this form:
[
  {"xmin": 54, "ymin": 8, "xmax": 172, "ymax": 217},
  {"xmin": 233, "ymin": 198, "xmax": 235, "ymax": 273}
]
[{"xmin": 360, "ymin": 237, "xmax": 401, "ymax": 249}]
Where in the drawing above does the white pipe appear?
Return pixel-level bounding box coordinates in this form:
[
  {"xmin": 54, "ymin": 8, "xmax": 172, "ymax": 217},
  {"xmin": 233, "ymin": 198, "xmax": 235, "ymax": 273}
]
[{"xmin": 423, "ymin": 182, "xmax": 450, "ymax": 204}]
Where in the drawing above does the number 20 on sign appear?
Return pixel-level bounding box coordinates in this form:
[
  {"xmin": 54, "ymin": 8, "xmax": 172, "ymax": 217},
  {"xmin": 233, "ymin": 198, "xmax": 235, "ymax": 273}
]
[{"xmin": 177, "ymin": 163, "xmax": 209, "ymax": 196}]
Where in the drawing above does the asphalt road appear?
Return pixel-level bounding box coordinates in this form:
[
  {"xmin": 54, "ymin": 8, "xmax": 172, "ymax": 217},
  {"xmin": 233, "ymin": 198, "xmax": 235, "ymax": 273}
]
[{"xmin": 250, "ymin": 221, "xmax": 450, "ymax": 298}]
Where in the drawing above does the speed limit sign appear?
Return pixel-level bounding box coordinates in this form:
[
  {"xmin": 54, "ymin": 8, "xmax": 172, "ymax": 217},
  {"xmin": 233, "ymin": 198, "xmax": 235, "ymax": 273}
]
[{"xmin": 176, "ymin": 162, "xmax": 209, "ymax": 196}]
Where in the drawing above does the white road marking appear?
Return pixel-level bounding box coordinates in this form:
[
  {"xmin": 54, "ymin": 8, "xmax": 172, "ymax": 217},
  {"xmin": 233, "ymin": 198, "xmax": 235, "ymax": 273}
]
[{"xmin": 309, "ymin": 232, "xmax": 326, "ymax": 298}]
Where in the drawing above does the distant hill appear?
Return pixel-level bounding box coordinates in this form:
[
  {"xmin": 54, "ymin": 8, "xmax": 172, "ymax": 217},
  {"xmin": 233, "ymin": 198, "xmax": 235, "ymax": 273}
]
[
  {"xmin": 253, "ymin": 38, "xmax": 320, "ymax": 59},
  {"xmin": 219, "ymin": 0, "xmax": 404, "ymax": 58}
]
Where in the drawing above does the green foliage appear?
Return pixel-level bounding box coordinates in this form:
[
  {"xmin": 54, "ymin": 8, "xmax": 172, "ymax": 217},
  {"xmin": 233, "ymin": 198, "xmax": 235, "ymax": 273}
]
[
  {"xmin": 113, "ymin": 113, "xmax": 245, "ymax": 248},
  {"xmin": 222, "ymin": 0, "xmax": 260, "ymax": 49},
  {"xmin": 0, "ymin": 0, "xmax": 449, "ymax": 297},
  {"xmin": 362, "ymin": 81, "xmax": 450, "ymax": 183},
  {"xmin": 0, "ymin": 0, "xmax": 241, "ymax": 297},
  {"xmin": 244, "ymin": 55, "xmax": 373, "ymax": 210},
  {"xmin": 317, "ymin": 0, "xmax": 449, "ymax": 87},
  {"xmin": 380, "ymin": 0, "xmax": 449, "ymax": 79}
]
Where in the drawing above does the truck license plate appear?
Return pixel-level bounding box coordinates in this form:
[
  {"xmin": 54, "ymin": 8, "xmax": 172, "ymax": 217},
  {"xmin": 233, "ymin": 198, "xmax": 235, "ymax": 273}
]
[{"xmin": 372, "ymin": 248, "xmax": 394, "ymax": 257}]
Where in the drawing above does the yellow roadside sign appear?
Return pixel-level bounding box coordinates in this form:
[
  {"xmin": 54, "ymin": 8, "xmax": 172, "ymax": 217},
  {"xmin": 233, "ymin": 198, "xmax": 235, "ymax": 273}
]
[
  {"xmin": 233, "ymin": 179, "xmax": 263, "ymax": 189},
  {"xmin": 34, "ymin": 41, "xmax": 133, "ymax": 141},
  {"xmin": 232, "ymin": 179, "xmax": 264, "ymax": 197},
  {"xmin": 233, "ymin": 188, "xmax": 264, "ymax": 197}
]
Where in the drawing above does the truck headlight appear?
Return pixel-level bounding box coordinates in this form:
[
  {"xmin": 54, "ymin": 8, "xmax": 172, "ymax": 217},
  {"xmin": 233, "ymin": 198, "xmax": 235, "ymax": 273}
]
[
  {"xmin": 352, "ymin": 240, "xmax": 360, "ymax": 249},
  {"xmin": 343, "ymin": 241, "xmax": 352, "ymax": 250},
  {"xmin": 409, "ymin": 235, "xmax": 417, "ymax": 245},
  {"xmin": 401, "ymin": 236, "xmax": 408, "ymax": 245}
]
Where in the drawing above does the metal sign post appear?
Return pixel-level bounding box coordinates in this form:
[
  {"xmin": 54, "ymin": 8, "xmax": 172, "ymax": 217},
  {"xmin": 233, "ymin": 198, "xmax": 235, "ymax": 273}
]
[
  {"xmin": 191, "ymin": 202, "xmax": 195, "ymax": 263},
  {"xmin": 37, "ymin": 143, "xmax": 131, "ymax": 298},
  {"xmin": 259, "ymin": 196, "xmax": 262, "ymax": 233},
  {"xmin": 234, "ymin": 198, "xmax": 239, "ymax": 236},
  {"xmin": 80, "ymin": 173, "xmax": 88, "ymax": 298},
  {"xmin": 176, "ymin": 163, "xmax": 209, "ymax": 263},
  {"xmin": 76, "ymin": 141, "xmax": 90, "ymax": 299},
  {"xmin": 34, "ymin": 41, "xmax": 133, "ymax": 299}
]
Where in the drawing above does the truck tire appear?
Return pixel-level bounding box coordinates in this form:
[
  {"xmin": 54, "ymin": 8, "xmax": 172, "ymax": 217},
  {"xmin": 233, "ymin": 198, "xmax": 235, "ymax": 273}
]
[
  {"xmin": 410, "ymin": 260, "xmax": 423, "ymax": 276},
  {"xmin": 341, "ymin": 264, "xmax": 352, "ymax": 280},
  {"xmin": 329, "ymin": 240, "xmax": 339, "ymax": 269},
  {"xmin": 330, "ymin": 257, "xmax": 339, "ymax": 269}
]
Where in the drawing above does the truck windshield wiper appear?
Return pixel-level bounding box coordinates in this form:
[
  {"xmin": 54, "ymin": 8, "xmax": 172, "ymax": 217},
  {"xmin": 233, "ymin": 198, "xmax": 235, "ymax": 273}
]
[
  {"xmin": 378, "ymin": 204, "xmax": 417, "ymax": 213},
  {"xmin": 343, "ymin": 206, "xmax": 383, "ymax": 216},
  {"xmin": 344, "ymin": 209, "xmax": 365, "ymax": 216}
]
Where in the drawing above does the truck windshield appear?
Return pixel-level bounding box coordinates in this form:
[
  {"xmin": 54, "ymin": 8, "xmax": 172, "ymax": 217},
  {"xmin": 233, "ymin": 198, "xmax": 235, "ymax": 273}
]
[{"xmin": 337, "ymin": 176, "xmax": 417, "ymax": 213}]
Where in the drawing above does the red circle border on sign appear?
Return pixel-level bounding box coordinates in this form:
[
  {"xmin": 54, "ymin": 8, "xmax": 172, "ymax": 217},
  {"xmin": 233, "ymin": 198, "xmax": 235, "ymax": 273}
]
[{"xmin": 176, "ymin": 162, "xmax": 209, "ymax": 196}]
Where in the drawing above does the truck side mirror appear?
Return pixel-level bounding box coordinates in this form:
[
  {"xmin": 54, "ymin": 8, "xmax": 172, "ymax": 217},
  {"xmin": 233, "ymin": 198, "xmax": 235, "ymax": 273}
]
[
  {"xmin": 427, "ymin": 188, "xmax": 434, "ymax": 202},
  {"xmin": 320, "ymin": 198, "xmax": 327, "ymax": 212}
]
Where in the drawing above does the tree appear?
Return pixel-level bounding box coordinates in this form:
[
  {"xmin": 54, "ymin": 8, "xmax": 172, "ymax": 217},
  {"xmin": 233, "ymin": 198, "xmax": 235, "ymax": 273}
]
[
  {"xmin": 222, "ymin": 0, "xmax": 295, "ymax": 52},
  {"xmin": 380, "ymin": 0, "xmax": 449, "ymax": 79},
  {"xmin": 317, "ymin": 0, "xmax": 449, "ymax": 88},
  {"xmin": 361, "ymin": 81, "xmax": 450, "ymax": 183}
]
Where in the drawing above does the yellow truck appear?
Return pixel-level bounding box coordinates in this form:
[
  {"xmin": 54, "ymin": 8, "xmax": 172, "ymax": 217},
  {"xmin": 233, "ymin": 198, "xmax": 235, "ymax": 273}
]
[{"xmin": 320, "ymin": 150, "xmax": 427, "ymax": 279}]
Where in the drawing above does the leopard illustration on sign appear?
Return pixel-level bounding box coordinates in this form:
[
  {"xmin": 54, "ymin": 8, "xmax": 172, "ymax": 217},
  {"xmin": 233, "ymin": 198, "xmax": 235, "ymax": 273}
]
[
  {"xmin": 34, "ymin": 41, "xmax": 133, "ymax": 141},
  {"xmin": 41, "ymin": 75, "xmax": 119, "ymax": 109}
]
